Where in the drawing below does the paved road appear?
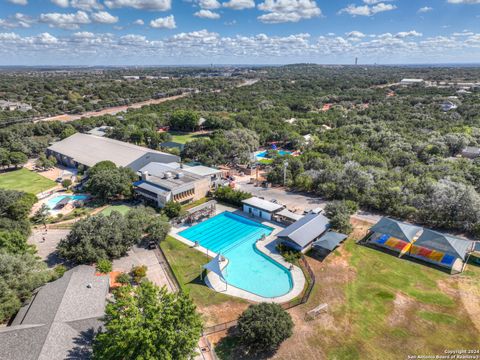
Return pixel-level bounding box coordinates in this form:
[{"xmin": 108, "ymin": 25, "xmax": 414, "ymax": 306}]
[
  {"xmin": 236, "ymin": 180, "xmax": 382, "ymax": 223},
  {"xmin": 28, "ymin": 228, "xmax": 69, "ymax": 267}
]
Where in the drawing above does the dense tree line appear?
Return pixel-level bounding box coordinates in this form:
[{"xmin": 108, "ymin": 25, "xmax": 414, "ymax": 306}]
[{"xmin": 0, "ymin": 189, "xmax": 56, "ymax": 323}]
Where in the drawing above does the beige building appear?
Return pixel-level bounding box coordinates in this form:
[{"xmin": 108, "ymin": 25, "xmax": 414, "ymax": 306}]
[{"xmin": 134, "ymin": 162, "xmax": 219, "ymax": 208}]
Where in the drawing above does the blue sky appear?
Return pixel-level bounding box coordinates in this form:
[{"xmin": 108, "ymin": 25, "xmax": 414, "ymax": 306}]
[{"xmin": 0, "ymin": 0, "xmax": 479, "ymax": 65}]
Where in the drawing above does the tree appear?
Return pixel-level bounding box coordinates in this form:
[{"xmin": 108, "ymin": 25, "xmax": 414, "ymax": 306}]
[
  {"xmin": 61, "ymin": 178, "xmax": 72, "ymax": 189},
  {"xmin": 147, "ymin": 216, "xmax": 171, "ymax": 244},
  {"xmin": 237, "ymin": 303, "xmax": 293, "ymax": 355},
  {"xmin": 57, "ymin": 212, "xmax": 136, "ymax": 263},
  {"xmin": 0, "ymin": 230, "xmax": 31, "ymax": 255},
  {"xmin": 60, "ymin": 124, "xmax": 76, "ymax": 139},
  {"xmin": 35, "ymin": 153, "xmax": 56, "ymax": 170},
  {"xmin": 169, "ymin": 110, "xmax": 200, "ymax": 132},
  {"xmin": 93, "ymin": 281, "xmax": 203, "ymax": 360},
  {"xmin": 162, "ymin": 201, "xmax": 182, "ymax": 219},
  {"xmin": 213, "ymin": 186, "xmax": 251, "ymax": 207},
  {"xmin": 31, "ymin": 204, "xmax": 50, "ymax": 224},
  {"xmin": 9, "ymin": 152, "xmax": 28, "ymax": 168},
  {"xmin": 0, "ymin": 252, "xmax": 54, "ymax": 323},
  {"xmin": 85, "ymin": 163, "xmax": 137, "ymax": 201},
  {"xmin": 324, "ymin": 200, "xmax": 358, "ymax": 234}
]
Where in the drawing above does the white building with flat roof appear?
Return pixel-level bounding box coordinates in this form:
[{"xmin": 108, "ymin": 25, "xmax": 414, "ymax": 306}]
[{"xmin": 241, "ymin": 197, "xmax": 284, "ymax": 221}]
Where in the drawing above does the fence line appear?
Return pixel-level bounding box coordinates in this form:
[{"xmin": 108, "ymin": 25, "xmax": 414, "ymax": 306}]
[
  {"xmin": 155, "ymin": 245, "xmax": 181, "ymax": 293},
  {"xmin": 202, "ymin": 255, "xmax": 316, "ymax": 336}
]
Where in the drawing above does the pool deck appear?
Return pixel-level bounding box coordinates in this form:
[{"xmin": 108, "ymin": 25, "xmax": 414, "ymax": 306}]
[{"xmin": 169, "ymin": 203, "xmax": 306, "ymax": 303}]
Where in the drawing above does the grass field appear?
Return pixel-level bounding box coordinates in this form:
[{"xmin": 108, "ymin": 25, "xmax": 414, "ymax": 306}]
[
  {"xmin": 100, "ymin": 204, "xmax": 133, "ymax": 216},
  {"xmin": 161, "ymin": 236, "xmax": 249, "ymax": 326},
  {"xmin": 0, "ymin": 168, "xmax": 56, "ymax": 194},
  {"xmin": 170, "ymin": 132, "xmax": 209, "ymax": 144},
  {"xmin": 257, "ymin": 221, "xmax": 480, "ymax": 360}
]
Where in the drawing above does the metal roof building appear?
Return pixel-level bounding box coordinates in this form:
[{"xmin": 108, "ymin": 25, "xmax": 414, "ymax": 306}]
[
  {"xmin": 370, "ymin": 217, "xmax": 422, "ymax": 244},
  {"xmin": 47, "ymin": 133, "xmax": 180, "ymax": 171},
  {"xmin": 0, "ymin": 265, "xmax": 109, "ymax": 360},
  {"xmin": 277, "ymin": 213, "xmax": 330, "ymax": 252},
  {"xmin": 241, "ymin": 197, "xmax": 284, "ymax": 221},
  {"xmin": 313, "ymin": 231, "xmax": 348, "ymax": 251}
]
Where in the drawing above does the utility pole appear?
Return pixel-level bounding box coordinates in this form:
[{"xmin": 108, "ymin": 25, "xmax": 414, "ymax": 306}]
[{"xmin": 283, "ymin": 160, "xmax": 288, "ymax": 187}]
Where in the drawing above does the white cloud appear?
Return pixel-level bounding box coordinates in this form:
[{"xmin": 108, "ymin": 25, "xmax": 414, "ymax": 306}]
[
  {"xmin": 50, "ymin": 0, "xmax": 103, "ymax": 10},
  {"xmin": 133, "ymin": 19, "xmax": 144, "ymax": 25},
  {"xmin": 0, "ymin": 13, "xmax": 35, "ymax": 28},
  {"xmin": 395, "ymin": 30, "xmax": 422, "ymax": 38},
  {"xmin": 105, "ymin": 0, "xmax": 171, "ymax": 11},
  {"xmin": 257, "ymin": 0, "xmax": 321, "ymax": 23},
  {"xmin": 417, "ymin": 6, "xmax": 433, "ymax": 13},
  {"xmin": 51, "ymin": 0, "xmax": 70, "ymax": 7},
  {"xmin": 223, "ymin": 0, "xmax": 255, "ymax": 10},
  {"xmin": 1, "ymin": 29, "xmax": 480, "ymax": 65},
  {"xmin": 150, "ymin": 15, "xmax": 176, "ymax": 28},
  {"xmin": 346, "ymin": 30, "xmax": 365, "ymax": 38},
  {"xmin": 39, "ymin": 11, "xmax": 91, "ymax": 29},
  {"xmin": 194, "ymin": 9, "xmax": 221, "ymax": 19},
  {"xmin": 198, "ymin": 0, "xmax": 221, "ymax": 9},
  {"xmin": 339, "ymin": 2, "xmax": 396, "ymax": 16},
  {"xmin": 91, "ymin": 11, "xmax": 118, "ymax": 23},
  {"xmin": 447, "ymin": 0, "xmax": 480, "ymax": 3},
  {"xmin": 7, "ymin": 0, "xmax": 28, "ymax": 5}
]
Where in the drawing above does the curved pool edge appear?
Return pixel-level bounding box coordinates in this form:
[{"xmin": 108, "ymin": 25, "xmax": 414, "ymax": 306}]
[{"xmin": 170, "ymin": 230, "xmax": 306, "ymax": 304}]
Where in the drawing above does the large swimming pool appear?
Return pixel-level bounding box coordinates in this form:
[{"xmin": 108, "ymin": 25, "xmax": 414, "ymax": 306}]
[{"xmin": 179, "ymin": 212, "xmax": 293, "ymax": 298}]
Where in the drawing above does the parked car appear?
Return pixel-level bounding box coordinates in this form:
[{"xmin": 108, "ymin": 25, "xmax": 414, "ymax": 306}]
[
  {"xmin": 55, "ymin": 177, "xmax": 63, "ymax": 183},
  {"xmin": 148, "ymin": 241, "xmax": 156, "ymax": 249}
]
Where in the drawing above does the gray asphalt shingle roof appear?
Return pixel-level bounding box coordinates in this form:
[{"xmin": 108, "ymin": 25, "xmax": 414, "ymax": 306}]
[
  {"xmin": 277, "ymin": 213, "xmax": 330, "ymax": 248},
  {"xmin": 0, "ymin": 265, "xmax": 109, "ymax": 360}
]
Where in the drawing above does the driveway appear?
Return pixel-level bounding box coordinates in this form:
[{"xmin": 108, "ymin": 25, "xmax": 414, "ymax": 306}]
[
  {"xmin": 112, "ymin": 245, "xmax": 175, "ymax": 292},
  {"xmin": 29, "ymin": 227, "xmax": 175, "ymax": 291},
  {"xmin": 28, "ymin": 228, "xmax": 69, "ymax": 267}
]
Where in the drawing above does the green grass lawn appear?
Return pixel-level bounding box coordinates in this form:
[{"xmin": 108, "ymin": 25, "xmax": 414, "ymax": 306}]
[
  {"xmin": 160, "ymin": 236, "xmax": 248, "ymax": 325},
  {"xmin": 100, "ymin": 204, "xmax": 133, "ymax": 216},
  {"xmin": 322, "ymin": 239, "xmax": 480, "ymax": 359},
  {"xmin": 170, "ymin": 132, "xmax": 209, "ymax": 144},
  {"xmin": 0, "ymin": 168, "xmax": 56, "ymax": 194}
]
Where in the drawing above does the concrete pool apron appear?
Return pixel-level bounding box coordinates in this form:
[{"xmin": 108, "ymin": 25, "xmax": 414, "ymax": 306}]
[{"xmin": 169, "ymin": 211, "xmax": 306, "ymax": 303}]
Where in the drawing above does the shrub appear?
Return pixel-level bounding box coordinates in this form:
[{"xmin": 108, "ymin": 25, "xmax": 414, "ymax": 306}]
[
  {"xmin": 131, "ymin": 265, "xmax": 148, "ymax": 283},
  {"xmin": 162, "ymin": 201, "xmax": 183, "ymax": 219},
  {"xmin": 54, "ymin": 264, "xmax": 67, "ymax": 277},
  {"xmin": 213, "ymin": 186, "xmax": 251, "ymax": 207},
  {"xmin": 115, "ymin": 272, "xmax": 131, "ymax": 285},
  {"xmin": 276, "ymin": 243, "xmax": 301, "ymax": 263},
  {"xmin": 96, "ymin": 259, "xmax": 113, "ymax": 274},
  {"xmin": 237, "ymin": 303, "xmax": 293, "ymax": 355},
  {"xmin": 61, "ymin": 179, "xmax": 72, "ymax": 189}
]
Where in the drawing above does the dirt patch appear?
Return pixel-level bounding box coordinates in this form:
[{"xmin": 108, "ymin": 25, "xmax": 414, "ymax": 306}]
[
  {"xmin": 199, "ymin": 301, "xmax": 250, "ymax": 327},
  {"xmin": 388, "ymin": 292, "xmax": 415, "ymax": 327}
]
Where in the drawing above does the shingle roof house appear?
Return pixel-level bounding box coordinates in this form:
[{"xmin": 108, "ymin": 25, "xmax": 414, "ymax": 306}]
[{"xmin": 0, "ymin": 265, "xmax": 109, "ymax": 360}]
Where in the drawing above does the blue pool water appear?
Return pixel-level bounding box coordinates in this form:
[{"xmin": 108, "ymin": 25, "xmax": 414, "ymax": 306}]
[
  {"xmin": 46, "ymin": 195, "xmax": 89, "ymax": 209},
  {"xmin": 256, "ymin": 150, "xmax": 292, "ymax": 159},
  {"xmin": 179, "ymin": 212, "xmax": 293, "ymax": 298}
]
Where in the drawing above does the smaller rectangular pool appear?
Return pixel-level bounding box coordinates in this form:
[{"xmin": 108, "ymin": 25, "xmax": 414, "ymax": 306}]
[
  {"xmin": 179, "ymin": 212, "xmax": 293, "ymax": 298},
  {"xmin": 46, "ymin": 195, "xmax": 89, "ymax": 210}
]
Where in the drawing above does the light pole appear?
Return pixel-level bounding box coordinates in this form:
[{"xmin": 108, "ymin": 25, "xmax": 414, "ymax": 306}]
[{"xmin": 283, "ymin": 160, "xmax": 288, "ymax": 187}]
